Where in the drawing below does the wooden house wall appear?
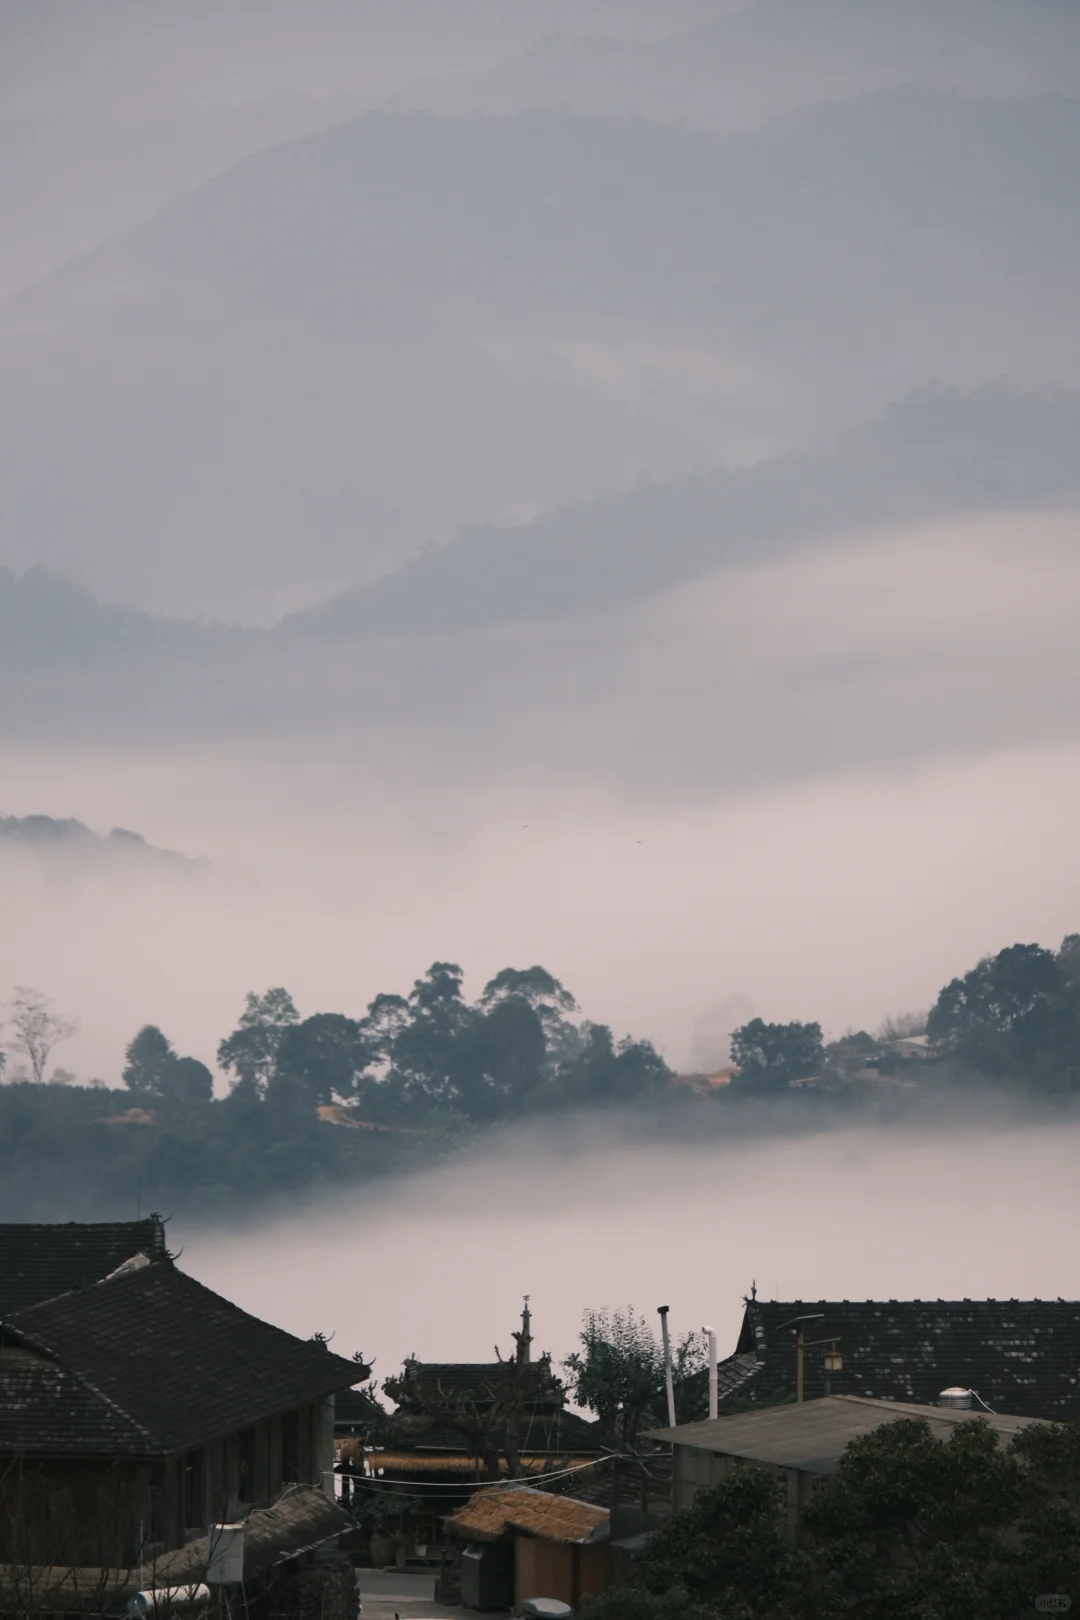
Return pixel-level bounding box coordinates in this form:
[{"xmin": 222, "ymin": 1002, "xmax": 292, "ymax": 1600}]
[
  {"xmin": 514, "ymin": 1538, "xmax": 613, "ymax": 1608},
  {"xmin": 515, "ymin": 1537, "xmax": 574, "ymax": 1608},
  {"xmin": 0, "ymin": 1398, "xmax": 338, "ymax": 1568},
  {"xmin": 672, "ymin": 1446, "xmax": 817, "ymax": 1544},
  {"xmin": 0, "ymin": 1459, "xmax": 149, "ymax": 1567}
]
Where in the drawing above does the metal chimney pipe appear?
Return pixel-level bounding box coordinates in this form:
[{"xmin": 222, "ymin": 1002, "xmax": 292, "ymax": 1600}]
[
  {"xmin": 657, "ymin": 1306, "xmax": 676, "ymax": 1428},
  {"xmin": 704, "ymin": 1325, "xmax": 718, "ymax": 1420}
]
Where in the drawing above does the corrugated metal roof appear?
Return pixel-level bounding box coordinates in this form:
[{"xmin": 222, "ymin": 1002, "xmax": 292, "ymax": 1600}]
[{"xmin": 646, "ymin": 1394, "xmax": 1037, "ymax": 1475}]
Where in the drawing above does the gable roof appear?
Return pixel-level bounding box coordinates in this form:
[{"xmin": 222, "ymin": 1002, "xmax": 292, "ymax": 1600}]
[
  {"xmin": 0, "ymin": 1218, "xmax": 168, "ymax": 1315},
  {"xmin": 155, "ymin": 1484, "xmax": 353, "ymax": 1585},
  {"xmin": 2, "ymin": 1262, "xmax": 361, "ymax": 1456},
  {"xmin": 647, "ymin": 1394, "xmax": 1036, "ymax": 1475},
  {"xmin": 385, "ymin": 1357, "xmax": 604, "ymax": 1456},
  {"xmin": 446, "ymin": 1485, "xmax": 609, "ymax": 1545},
  {"xmin": 0, "ymin": 1347, "xmax": 154, "ymax": 1455},
  {"xmin": 679, "ymin": 1349, "xmax": 761, "ymax": 1421},
  {"xmin": 398, "ymin": 1359, "xmax": 562, "ymax": 1408},
  {"xmin": 720, "ymin": 1298, "xmax": 1080, "ymax": 1421}
]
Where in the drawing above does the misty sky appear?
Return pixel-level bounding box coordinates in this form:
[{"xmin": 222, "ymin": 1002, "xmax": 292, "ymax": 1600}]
[
  {"xmin": 182, "ymin": 1116, "xmax": 1080, "ymax": 1379},
  {"xmin": 2, "ymin": 0, "xmax": 1080, "ymax": 1094}
]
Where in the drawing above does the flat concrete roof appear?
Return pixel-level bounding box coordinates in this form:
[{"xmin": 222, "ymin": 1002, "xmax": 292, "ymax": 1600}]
[{"xmin": 645, "ymin": 1395, "xmax": 1036, "ymax": 1476}]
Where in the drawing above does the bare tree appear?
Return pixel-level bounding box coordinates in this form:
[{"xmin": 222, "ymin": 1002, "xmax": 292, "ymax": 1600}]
[
  {"xmin": 875, "ymin": 1009, "xmax": 928, "ymax": 1043},
  {"xmin": 6, "ymin": 986, "xmax": 79, "ymax": 1084}
]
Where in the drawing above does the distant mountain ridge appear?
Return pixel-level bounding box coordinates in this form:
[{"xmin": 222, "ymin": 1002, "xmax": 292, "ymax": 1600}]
[
  {"xmin": 2, "ymin": 383, "xmax": 1078, "ymax": 657},
  {"xmin": 0, "ymin": 814, "xmax": 205, "ymax": 870},
  {"xmin": 3, "ymin": 89, "xmax": 1077, "ymax": 615},
  {"xmin": 278, "ymin": 384, "xmax": 1080, "ymax": 637},
  {"xmin": 0, "ymin": 565, "xmax": 238, "ymax": 665},
  {"xmin": 407, "ymin": 0, "xmax": 1080, "ymax": 127}
]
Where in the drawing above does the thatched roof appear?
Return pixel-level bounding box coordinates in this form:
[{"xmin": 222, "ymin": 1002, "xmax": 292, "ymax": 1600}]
[
  {"xmin": 446, "ymin": 1486, "xmax": 609, "ymax": 1546},
  {"xmin": 352, "ymin": 1449, "xmax": 599, "ymax": 1476}
]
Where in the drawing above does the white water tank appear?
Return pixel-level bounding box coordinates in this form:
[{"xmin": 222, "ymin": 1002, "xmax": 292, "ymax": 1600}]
[
  {"xmin": 207, "ymin": 1524, "xmax": 245, "ymax": 1584},
  {"xmin": 938, "ymin": 1387, "xmax": 974, "ymax": 1410}
]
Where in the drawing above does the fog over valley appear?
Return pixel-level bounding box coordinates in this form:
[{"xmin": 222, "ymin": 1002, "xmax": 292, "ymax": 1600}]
[
  {"xmin": 182, "ymin": 1117, "xmax": 1080, "ymax": 1383},
  {"xmin": 2, "ymin": 0, "xmax": 1079, "ymax": 1330}
]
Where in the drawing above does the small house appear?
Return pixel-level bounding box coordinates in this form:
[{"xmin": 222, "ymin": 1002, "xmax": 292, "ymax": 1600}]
[
  {"xmin": 0, "ymin": 1219, "xmax": 366, "ymax": 1603},
  {"xmin": 352, "ymin": 1303, "xmax": 604, "ymax": 1548},
  {"xmin": 648, "ymin": 1393, "xmax": 1037, "ymax": 1541},
  {"xmin": 446, "ymin": 1486, "xmax": 611, "ymax": 1612}
]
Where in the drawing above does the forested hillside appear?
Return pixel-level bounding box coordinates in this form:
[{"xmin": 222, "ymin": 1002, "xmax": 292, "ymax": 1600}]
[{"xmin": 2, "ymin": 934, "xmax": 1077, "ymax": 1221}]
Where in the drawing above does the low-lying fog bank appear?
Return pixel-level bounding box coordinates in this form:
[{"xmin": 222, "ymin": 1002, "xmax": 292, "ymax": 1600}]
[{"xmin": 181, "ymin": 1116, "xmax": 1080, "ymax": 1381}]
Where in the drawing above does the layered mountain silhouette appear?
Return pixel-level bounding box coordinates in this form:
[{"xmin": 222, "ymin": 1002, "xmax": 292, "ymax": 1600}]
[
  {"xmin": 409, "ymin": 0, "xmax": 1080, "ymax": 127},
  {"xmin": 282, "ymin": 384, "xmax": 1080, "ymax": 635},
  {"xmin": 2, "ymin": 90, "xmax": 1077, "ymax": 616},
  {"xmin": 3, "ymin": 383, "xmax": 1078, "ymax": 660},
  {"xmin": 0, "ymin": 814, "xmax": 205, "ymax": 870}
]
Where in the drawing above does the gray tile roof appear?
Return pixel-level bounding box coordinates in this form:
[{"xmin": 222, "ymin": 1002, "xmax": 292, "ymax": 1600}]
[
  {"xmin": 647, "ymin": 1394, "xmax": 1037, "ymax": 1475},
  {"xmin": 725, "ymin": 1298, "xmax": 1080, "ymax": 1420},
  {"xmin": 385, "ymin": 1359, "xmax": 604, "ymax": 1455},
  {"xmin": 155, "ymin": 1484, "xmax": 353, "ymax": 1584},
  {"xmin": 2, "ymin": 1261, "xmax": 362, "ymax": 1456},
  {"xmin": 0, "ymin": 1218, "xmax": 168, "ymax": 1315},
  {"xmin": 0, "ymin": 1348, "xmax": 153, "ymax": 1455}
]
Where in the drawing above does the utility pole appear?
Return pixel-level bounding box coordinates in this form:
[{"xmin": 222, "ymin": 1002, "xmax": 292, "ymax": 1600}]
[
  {"xmin": 657, "ymin": 1306, "xmax": 676, "ymax": 1429},
  {"xmin": 777, "ymin": 1313, "xmax": 824, "ymax": 1404}
]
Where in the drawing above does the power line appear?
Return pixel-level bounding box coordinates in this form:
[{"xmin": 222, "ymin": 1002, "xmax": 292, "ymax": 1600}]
[{"xmin": 340, "ymin": 1454, "xmax": 630, "ymax": 1493}]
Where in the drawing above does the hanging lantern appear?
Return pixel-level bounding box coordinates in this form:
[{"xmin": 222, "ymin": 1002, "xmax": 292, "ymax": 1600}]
[{"xmin": 824, "ymin": 1344, "xmax": 843, "ymax": 1373}]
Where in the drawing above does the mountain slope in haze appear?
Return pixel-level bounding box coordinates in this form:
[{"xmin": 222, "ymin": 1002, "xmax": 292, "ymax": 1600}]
[
  {"xmin": 0, "ymin": 814, "xmax": 205, "ymax": 870},
  {"xmin": 2, "ymin": 92, "xmax": 1077, "ymax": 618},
  {"xmin": 409, "ymin": 0, "xmax": 1080, "ymax": 128},
  {"xmin": 2, "ymin": 383, "xmax": 1078, "ymax": 800},
  {"xmin": 1, "ymin": 0, "xmax": 725, "ymax": 298},
  {"xmin": 280, "ymin": 385, "xmax": 1080, "ymax": 637},
  {"xmin": 0, "ymin": 566, "xmax": 236, "ymax": 664}
]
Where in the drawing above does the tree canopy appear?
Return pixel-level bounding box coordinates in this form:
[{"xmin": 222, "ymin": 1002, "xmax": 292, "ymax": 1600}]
[
  {"xmin": 563, "ymin": 1307, "xmax": 705, "ymax": 1449},
  {"xmin": 581, "ymin": 1416, "xmax": 1080, "ymax": 1620},
  {"xmin": 927, "ymin": 937, "xmax": 1080, "ymax": 1089},
  {"xmin": 729, "ymin": 1018, "xmax": 824, "ymax": 1092}
]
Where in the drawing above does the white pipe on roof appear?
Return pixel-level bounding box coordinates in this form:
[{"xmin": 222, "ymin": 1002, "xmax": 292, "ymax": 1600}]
[{"xmin": 704, "ymin": 1326, "xmax": 718, "ymax": 1421}]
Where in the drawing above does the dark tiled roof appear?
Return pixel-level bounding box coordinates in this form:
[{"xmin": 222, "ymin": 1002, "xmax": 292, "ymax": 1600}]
[
  {"xmin": 725, "ymin": 1299, "xmax": 1080, "ymax": 1421},
  {"xmin": 156, "ymin": 1485, "xmax": 353, "ymax": 1584},
  {"xmin": 386, "ymin": 1408, "xmax": 603, "ymax": 1456},
  {"xmin": 4, "ymin": 1262, "xmax": 362, "ymax": 1456},
  {"xmin": 0, "ymin": 1218, "xmax": 168, "ymax": 1315},
  {"xmin": 679, "ymin": 1350, "xmax": 762, "ymax": 1422},
  {"xmin": 335, "ymin": 1384, "xmax": 386, "ymax": 1436},
  {"xmin": 0, "ymin": 1349, "xmax": 153, "ymax": 1455},
  {"xmin": 403, "ymin": 1361, "xmax": 564, "ymax": 1409},
  {"xmin": 384, "ymin": 1358, "xmax": 605, "ymax": 1456}
]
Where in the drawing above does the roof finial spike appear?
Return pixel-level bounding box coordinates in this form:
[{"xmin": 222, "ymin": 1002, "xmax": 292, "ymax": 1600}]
[{"xmin": 517, "ymin": 1294, "xmax": 532, "ymax": 1364}]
